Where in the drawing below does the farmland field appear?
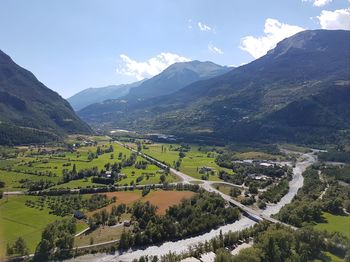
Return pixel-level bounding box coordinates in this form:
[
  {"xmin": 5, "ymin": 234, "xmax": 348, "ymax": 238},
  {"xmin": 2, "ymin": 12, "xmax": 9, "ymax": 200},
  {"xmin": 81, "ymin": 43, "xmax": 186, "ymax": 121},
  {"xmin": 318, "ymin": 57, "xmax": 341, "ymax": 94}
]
[{"xmin": 142, "ymin": 190, "xmax": 196, "ymax": 215}]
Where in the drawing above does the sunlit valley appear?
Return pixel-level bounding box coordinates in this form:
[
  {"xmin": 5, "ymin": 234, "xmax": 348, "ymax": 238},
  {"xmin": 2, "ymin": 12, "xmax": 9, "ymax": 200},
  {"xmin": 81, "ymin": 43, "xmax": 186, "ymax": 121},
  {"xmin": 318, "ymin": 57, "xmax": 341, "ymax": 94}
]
[{"xmin": 0, "ymin": 1, "xmax": 349, "ymax": 262}]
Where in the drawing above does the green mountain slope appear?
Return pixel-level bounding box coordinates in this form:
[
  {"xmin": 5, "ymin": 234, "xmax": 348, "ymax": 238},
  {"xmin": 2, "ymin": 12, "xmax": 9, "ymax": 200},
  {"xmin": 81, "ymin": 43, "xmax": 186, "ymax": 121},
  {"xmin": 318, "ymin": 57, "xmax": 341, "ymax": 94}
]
[{"xmin": 0, "ymin": 50, "xmax": 92, "ymax": 145}]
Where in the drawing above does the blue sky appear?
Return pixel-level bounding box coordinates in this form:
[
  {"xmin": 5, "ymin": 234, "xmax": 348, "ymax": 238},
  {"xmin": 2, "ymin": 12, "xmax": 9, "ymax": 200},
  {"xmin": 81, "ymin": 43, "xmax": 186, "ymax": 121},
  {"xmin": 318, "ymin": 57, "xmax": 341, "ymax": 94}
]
[{"xmin": 0, "ymin": 0, "xmax": 349, "ymax": 98}]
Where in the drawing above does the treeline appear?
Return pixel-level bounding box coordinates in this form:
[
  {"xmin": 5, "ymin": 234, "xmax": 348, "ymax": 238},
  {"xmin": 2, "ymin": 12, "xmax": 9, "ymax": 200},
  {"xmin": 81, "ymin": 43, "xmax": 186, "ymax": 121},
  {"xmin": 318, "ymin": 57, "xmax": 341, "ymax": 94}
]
[
  {"xmin": 28, "ymin": 183, "xmax": 200, "ymax": 196},
  {"xmin": 119, "ymin": 192, "xmax": 240, "ymax": 249}
]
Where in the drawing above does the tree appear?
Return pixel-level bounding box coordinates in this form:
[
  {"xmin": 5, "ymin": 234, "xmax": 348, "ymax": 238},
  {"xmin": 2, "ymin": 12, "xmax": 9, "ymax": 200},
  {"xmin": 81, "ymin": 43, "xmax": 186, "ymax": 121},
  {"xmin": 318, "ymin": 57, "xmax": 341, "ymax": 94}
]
[
  {"xmin": 72, "ymin": 164, "xmax": 77, "ymax": 175},
  {"xmin": 159, "ymin": 174, "xmax": 166, "ymax": 183},
  {"xmin": 14, "ymin": 237, "xmax": 29, "ymax": 256}
]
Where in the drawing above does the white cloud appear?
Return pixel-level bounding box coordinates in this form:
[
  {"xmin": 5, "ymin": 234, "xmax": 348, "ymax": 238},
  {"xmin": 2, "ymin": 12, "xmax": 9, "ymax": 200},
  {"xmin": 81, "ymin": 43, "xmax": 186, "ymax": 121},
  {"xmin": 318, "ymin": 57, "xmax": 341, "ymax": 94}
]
[
  {"xmin": 317, "ymin": 8, "xmax": 350, "ymax": 29},
  {"xmin": 302, "ymin": 0, "xmax": 333, "ymax": 7},
  {"xmin": 116, "ymin": 53, "xmax": 190, "ymax": 80},
  {"xmin": 198, "ymin": 22, "xmax": 212, "ymax": 32},
  {"xmin": 208, "ymin": 43, "xmax": 223, "ymax": 55},
  {"xmin": 239, "ymin": 18, "xmax": 305, "ymax": 58}
]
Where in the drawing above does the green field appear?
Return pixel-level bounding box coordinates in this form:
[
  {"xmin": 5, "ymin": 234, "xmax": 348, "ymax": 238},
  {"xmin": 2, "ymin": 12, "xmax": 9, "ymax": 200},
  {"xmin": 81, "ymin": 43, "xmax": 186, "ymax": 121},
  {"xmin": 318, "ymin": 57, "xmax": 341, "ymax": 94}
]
[
  {"xmin": 0, "ymin": 195, "xmax": 69, "ymax": 257},
  {"xmin": 143, "ymin": 143, "xmax": 231, "ymax": 181},
  {"xmin": 0, "ymin": 142, "xmax": 178, "ymax": 191},
  {"xmin": 314, "ymin": 212, "xmax": 350, "ymax": 239}
]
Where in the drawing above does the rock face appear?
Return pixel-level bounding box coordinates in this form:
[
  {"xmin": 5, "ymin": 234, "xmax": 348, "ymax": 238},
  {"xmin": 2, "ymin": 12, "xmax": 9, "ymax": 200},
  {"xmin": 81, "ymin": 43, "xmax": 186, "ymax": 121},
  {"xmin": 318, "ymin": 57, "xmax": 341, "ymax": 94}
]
[{"xmin": 0, "ymin": 50, "xmax": 92, "ymax": 145}]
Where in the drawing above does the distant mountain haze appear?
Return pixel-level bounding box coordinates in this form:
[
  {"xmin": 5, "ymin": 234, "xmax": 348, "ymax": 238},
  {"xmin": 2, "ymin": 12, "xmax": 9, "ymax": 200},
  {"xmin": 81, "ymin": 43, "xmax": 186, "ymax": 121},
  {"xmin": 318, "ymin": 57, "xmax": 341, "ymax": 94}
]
[
  {"xmin": 68, "ymin": 80, "xmax": 145, "ymax": 111},
  {"xmin": 78, "ymin": 30, "xmax": 350, "ymax": 144},
  {"xmin": 0, "ymin": 50, "xmax": 92, "ymax": 145}
]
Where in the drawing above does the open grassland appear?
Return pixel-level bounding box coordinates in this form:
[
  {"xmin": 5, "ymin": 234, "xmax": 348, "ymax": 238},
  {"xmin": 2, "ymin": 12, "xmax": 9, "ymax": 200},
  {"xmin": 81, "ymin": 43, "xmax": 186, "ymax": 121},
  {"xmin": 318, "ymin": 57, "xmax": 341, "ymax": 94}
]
[
  {"xmin": 143, "ymin": 143, "xmax": 231, "ymax": 181},
  {"xmin": 143, "ymin": 143, "xmax": 180, "ymax": 166},
  {"xmin": 314, "ymin": 212, "xmax": 350, "ymax": 239},
  {"xmin": 212, "ymin": 183, "xmax": 242, "ymax": 195},
  {"xmin": 74, "ymin": 224, "xmax": 129, "ymax": 247},
  {"xmin": 232, "ymin": 151, "xmax": 283, "ymax": 161},
  {"xmin": 0, "ymin": 195, "xmax": 70, "ymax": 257}
]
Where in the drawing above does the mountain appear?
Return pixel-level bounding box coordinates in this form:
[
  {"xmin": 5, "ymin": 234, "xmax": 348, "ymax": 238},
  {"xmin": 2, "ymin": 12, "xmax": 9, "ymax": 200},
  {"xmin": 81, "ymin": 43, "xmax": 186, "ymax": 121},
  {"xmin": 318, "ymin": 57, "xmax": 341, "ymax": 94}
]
[
  {"xmin": 78, "ymin": 30, "xmax": 350, "ymax": 144},
  {"xmin": 124, "ymin": 60, "xmax": 231, "ymax": 100},
  {"xmin": 0, "ymin": 50, "xmax": 92, "ymax": 145},
  {"xmin": 68, "ymin": 80, "xmax": 144, "ymax": 111},
  {"xmin": 78, "ymin": 60, "xmax": 231, "ymax": 121}
]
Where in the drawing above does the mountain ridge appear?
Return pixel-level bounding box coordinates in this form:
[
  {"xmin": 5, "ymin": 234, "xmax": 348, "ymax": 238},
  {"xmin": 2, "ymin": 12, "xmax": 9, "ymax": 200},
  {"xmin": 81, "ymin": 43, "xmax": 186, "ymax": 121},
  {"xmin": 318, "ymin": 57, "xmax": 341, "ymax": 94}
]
[{"xmin": 0, "ymin": 49, "xmax": 92, "ymax": 145}]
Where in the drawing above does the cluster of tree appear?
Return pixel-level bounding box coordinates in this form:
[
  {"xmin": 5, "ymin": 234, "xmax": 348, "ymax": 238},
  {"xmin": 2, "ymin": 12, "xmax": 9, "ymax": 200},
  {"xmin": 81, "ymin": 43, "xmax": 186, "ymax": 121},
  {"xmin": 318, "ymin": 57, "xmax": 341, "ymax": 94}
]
[
  {"xmin": 219, "ymin": 170, "xmax": 245, "ymax": 185},
  {"xmin": 259, "ymin": 179, "xmax": 289, "ymax": 203},
  {"xmin": 22, "ymin": 179, "xmax": 56, "ymax": 191},
  {"xmin": 34, "ymin": 219, "xmax": 76, "ymax": 261},
  {"xmin": 88, "ymin": 203, "xmax": 127, "ymax": 229},
  {"xmin": 119, "ymin": 192, "xmax": 240, "ymax": 249},
  {"xmin": 0, "ymin": 180, "xmax": 5, "ymax": 188},
  {"xmin": 6, "ymin": 237, "xmax": 29, "ymax": 257},
  {"xmin": 62, "ymin": 166, "xmax": 99, "ymax": 183},
  {"xmin": 92, "ymin": 176, "xmax": 114, "ymax": 185},
  {"xmin": 135, "ymin": 160, "xmax": 148, "ymax": 169}
]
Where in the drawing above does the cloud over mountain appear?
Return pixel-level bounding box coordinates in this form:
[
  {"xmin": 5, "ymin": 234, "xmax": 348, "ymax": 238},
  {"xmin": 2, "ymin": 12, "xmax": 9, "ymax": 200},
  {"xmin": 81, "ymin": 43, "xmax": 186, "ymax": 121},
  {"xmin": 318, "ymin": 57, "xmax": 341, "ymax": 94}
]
[
  {"xmin": 239, "ymin": 18, "xmax": 304, "ymax": 59},
  {"xmin": 116, "ymin": 53, "xmax": 190, "ymax": 80}
]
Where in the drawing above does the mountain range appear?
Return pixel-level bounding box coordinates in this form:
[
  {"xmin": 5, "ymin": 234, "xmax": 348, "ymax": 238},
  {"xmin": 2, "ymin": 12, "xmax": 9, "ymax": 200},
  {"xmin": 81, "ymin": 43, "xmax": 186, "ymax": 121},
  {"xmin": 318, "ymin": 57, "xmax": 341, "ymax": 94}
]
[
  {"xmin": 0, "ymin": 50, "xmax": 91, "ymax": 145},
  {"xmin": 78, "ymin": 30, "xmax": 350, "ymax": 144},
  {"xmin": 70, "ymin": 61, "xmax": 230, "ymax": 111},
  {"xmin": 67, "ymin": 80, "xmax": 145, "ymax": 111}
]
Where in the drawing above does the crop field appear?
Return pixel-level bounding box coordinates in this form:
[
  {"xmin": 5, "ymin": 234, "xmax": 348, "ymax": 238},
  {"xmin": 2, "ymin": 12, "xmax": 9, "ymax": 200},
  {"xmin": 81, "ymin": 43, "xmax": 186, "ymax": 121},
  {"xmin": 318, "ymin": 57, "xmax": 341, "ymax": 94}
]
[{"xmin": 314, "ymin": 212, "xmax": 350, "ymax": 239}]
